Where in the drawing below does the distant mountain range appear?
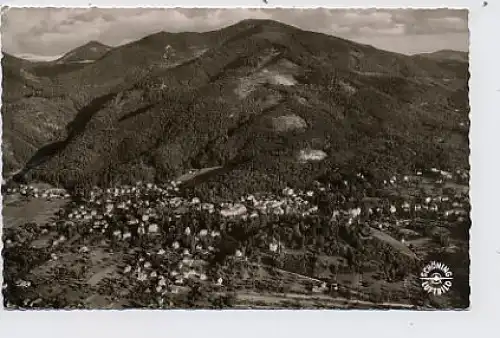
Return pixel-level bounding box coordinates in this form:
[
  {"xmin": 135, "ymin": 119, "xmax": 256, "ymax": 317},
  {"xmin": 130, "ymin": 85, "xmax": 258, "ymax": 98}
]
[
  {"xmin": 2, "ymin": 19, "xmax": 469, "ymax": 197},
  {"xmin": 416, "ymin": 50, "xmax": 468, "ymax": 63}
]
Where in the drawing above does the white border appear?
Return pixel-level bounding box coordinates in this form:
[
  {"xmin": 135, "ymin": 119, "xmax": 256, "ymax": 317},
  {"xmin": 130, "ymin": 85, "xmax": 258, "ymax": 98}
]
[{"xmin": 1, "ymin": 1, "xmax": 499, "ymax": 338}]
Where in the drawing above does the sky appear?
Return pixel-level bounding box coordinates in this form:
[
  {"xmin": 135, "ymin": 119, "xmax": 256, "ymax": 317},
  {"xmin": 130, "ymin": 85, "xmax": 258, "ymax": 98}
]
[{"xmin": 1, "ymin": 8, "xmax": 468, "ymax": 61}]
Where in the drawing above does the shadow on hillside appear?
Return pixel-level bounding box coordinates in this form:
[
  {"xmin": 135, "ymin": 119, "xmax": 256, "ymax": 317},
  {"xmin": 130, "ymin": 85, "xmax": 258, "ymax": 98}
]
[
  {"xmin": 14, "ymin": 91, "xmax": 120, "ymax": 183},
  {"xmin": 118, "ymin": 104, "xmax": 154, "ymax": 122},
  {"xmin": 12, "ymin": 140, "xmax": 67, "ymax": 184},
  {"xmin": 23, "ymin": 141, "xmax": 67, "ymax": 170},
  {"xmin": 66, "ymin": 92, "xmax": 117, "ymax": 139}
]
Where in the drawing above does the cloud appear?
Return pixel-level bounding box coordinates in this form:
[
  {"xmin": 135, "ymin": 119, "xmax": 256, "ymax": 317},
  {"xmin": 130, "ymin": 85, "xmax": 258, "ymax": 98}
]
[
  {"xmin": 359, "ymin": 23, "xmax": 406, "ymax": 36},
  {"xmin": 392, "ymin": 9, "xmax": 468, "ymax": 35},
  {"xmin": 1, "ymin": 8, "xmax": 468, "ymax": 58},
  {"xmin": 354, "ymin": 32, "xmax": 468, "ymax": 55}
]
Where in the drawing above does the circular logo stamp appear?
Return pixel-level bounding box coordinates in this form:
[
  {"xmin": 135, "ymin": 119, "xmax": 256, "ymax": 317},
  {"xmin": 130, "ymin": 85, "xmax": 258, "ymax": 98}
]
[{"xmin": 420, "ymin": 261, "xmax": 453, "ymax": 296}]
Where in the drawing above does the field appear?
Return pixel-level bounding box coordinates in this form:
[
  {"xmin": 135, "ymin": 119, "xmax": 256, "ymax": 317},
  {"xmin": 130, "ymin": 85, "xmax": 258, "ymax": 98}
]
[{"xmin": 2, "ymin": 167, "xmax": 470, "ymax": 309}]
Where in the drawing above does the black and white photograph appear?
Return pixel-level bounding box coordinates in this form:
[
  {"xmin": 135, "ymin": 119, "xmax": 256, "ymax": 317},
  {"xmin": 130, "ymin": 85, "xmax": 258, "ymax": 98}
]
[{"xmin": 1, "ymin": 7, "xmax": 470, "ymax": 310}]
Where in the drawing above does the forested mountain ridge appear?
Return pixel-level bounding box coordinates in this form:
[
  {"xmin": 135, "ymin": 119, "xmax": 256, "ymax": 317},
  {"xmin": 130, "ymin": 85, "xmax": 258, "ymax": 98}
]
[{"xmin": 6, "ymin": 19, "xmax": 469, "ymax": 198}]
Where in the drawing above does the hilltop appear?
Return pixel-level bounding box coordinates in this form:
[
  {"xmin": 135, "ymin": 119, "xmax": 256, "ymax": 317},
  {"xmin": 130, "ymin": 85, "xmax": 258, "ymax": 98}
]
[
  {"xmin": 27, "ymin": 41, "xmax": 113, "ymax": 78},
  {"xmin": 8, "ymin": 19, "xmax": 469, "ymax": 198},
  {"xmin": 56, "ymin": 40, "xmax": 112, "ymax": 64}
]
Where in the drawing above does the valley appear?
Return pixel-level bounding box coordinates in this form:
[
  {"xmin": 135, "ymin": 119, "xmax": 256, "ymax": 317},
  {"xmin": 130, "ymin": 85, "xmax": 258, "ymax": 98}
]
[
  {"xmin": 2, "ymin": 17, "xmax": 470, "ymax": 310},
  {"xmin": 2, "ymin": 168, "xmax": 469, "ymax": 309}
]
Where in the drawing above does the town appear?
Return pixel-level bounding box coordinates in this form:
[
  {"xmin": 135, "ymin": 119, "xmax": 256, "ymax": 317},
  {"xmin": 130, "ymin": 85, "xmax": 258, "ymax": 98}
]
[{"xmin": 2, "ymin": 166, "xmax": 470, "ymax": 309}]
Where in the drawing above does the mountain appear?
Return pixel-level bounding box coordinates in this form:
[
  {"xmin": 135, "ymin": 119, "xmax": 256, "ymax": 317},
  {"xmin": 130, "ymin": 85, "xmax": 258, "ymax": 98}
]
[
  {"xmin": 26, "ymin": 41, "xmax": 112, "ymax": 78},
  {"xmin": 38, "ymin": 22, "xmax": 273, "ymax": 106},
  {"xmin": 1, "ymin": 30, "xmax": 227, "ymax": 175},
  {"xmin": 10, "ymin": 19, "xmax": 470, "ymax": 197},
  {"xmin": 56, "ymin": 40, "xmax": 112, "ymax": 64},
  {"xmin": 416, "ymin": 50, "xmax": 468, "ymax": 63}
]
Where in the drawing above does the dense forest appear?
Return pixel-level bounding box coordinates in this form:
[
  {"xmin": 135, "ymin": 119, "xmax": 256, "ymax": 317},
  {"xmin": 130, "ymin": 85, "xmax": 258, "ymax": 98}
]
[{"xmin": 3, "ymin": 19, "xmax": 468, "ymax": 201}]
